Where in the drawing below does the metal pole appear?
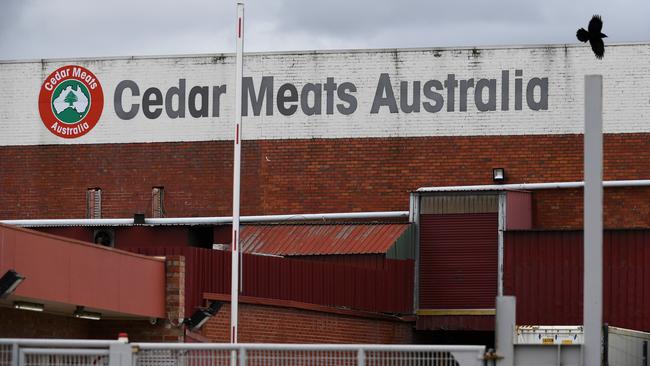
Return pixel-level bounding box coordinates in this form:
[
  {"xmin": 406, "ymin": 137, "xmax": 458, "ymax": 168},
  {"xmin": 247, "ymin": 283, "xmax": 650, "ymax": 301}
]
[
  {"xmin": 584, "ymin": 75, "xmax": 603, "ymax": 365},
  {"xmin": 231, "ymin": 2, "xmax": 244, "ymax": 345},
  {"xmin": 11, "ymin": 343, "xmax": 18, "ymax": 366},
  {"xmin": 495, "ymin": 296, "xmax": 515, "ymax": 366}
]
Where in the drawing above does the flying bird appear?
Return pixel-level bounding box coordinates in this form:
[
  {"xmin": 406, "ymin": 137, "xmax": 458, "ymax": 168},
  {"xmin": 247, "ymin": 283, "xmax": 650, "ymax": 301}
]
[{"xmin": 576, "ymin": 15, "xmax": 607, "ymax": 59}]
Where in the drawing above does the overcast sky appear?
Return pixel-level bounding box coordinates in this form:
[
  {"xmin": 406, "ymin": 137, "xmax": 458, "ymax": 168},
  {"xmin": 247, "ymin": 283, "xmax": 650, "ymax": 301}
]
[{"xmin": 0, "ymin": 0, "xmax": 648, "ymax": 60}]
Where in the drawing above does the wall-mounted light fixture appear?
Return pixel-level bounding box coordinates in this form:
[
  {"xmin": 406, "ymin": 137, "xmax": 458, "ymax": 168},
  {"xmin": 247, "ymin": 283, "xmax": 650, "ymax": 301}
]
[
  {"xmin": 184, "ymin": 301, "xmax": 223, "ymax": 331},
  {"xmin": 74, "ymin": 306, "xmax": 101, "ymax": 320},
  {"xmin": 0, "ymin": 270, "xmax": 25, "ymax": 298},
  {"xmin": 492, "ymin": 168, "xmax": 506, "ymax": 183},
  {"xmin": 14, "ymin": 301, "xmax": 44, "ymax": 312}
]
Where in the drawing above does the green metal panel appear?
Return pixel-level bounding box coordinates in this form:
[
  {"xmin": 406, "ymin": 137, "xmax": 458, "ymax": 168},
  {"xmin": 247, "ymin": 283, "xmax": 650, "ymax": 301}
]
[{"xmin": 386, "ymin": 224, "xmax": 416, "ymax": 260}]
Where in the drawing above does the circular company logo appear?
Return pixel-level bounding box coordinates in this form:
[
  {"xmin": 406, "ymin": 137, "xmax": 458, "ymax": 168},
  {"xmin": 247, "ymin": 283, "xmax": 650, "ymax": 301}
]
[{"xmin": 38, "ymin": 65, "xmax": 104, "ymax": 138}]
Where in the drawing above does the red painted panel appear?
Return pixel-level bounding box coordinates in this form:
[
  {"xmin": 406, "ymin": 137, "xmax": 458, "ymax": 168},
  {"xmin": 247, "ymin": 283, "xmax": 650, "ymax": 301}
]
[
  {"xmin": 503, "ymin": 231, "xmax": 583, "ymax": 325},
  {"xmin": 35, "ymin": 227, "xmax": 93, "ymax": 242},
  {"xmin": 291, "ymin": 254, "xmax": 389, "ymax": 270},
  {"xmin": 419, "ymin": 213, "xmax": 498, "ymax": 309},
  {"xmin": 34, "ymin": 226, "xmax": 191, "ymax": 248},
  {"xmin": 506, "ymin": 191, "xmax": 532, "ymax": 230},
  {"xmin": 125, "ymin": 247, "xmax": 414, "ymax": 316},
  {"xmin": 415, "ymin": 315, "xmax": 494, "ymax": 331},
  {"xmin": 0, "ymin": 224, "xmax": 165, "ymax": 318},
  {"xmin": 504, "ymin": 230, "xmax": 650, "ymax": 331},
  {"xmin": 114, "ymin": 227, "xmax": 189, "ymax": 248}
]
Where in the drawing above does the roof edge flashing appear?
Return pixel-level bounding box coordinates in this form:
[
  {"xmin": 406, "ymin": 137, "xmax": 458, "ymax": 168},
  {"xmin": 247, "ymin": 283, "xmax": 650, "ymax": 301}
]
[{"xmin": 416, "ymin": 179, "xmax": 650, "ymax": 193}]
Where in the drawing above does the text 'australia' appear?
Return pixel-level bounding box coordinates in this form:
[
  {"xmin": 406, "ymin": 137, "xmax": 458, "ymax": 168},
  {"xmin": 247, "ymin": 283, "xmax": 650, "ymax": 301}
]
[{"xmin": 113, "ymin": 70, "xmax": 548, "ymax": 120}]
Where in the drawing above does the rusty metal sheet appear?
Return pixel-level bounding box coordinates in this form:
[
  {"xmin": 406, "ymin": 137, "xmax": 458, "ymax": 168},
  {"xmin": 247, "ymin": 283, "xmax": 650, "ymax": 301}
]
[{"xmin": 240, "ymin": 224, "xmax": 411, "ymax": 256}]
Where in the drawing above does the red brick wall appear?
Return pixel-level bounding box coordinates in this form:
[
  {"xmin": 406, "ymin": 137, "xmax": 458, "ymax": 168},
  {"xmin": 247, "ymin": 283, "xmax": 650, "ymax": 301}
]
[
  {"xmin": 88, "ymin": 319, "xmax": 177, "ymax": 342},
  {"xmin": 0, "ymin": 307, "xmax": 90, "ymax": 338},
  {"xmin": 202, "ymin": 302, "xmax": 413, "ymax": 344},
  {"xmin": 0, "ymin": 307, "xmax": 169, "ymax": 341},
  {"xmin": 534, "ymin": 187, "xmax": 650, "ymax": 229},
  {"xmin": 2, "ymin": 134, "xmax": 650, "ymax": 229},
  {"xmin": 165, "ymin": 255, "xmax": 185, "ymax": 342}
]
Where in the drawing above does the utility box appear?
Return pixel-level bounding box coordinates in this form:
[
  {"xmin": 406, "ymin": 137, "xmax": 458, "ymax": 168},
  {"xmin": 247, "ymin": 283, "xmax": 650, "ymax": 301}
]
[
  {"xmin": 513, "ymin": 326, "xmax": 583, "ymax": 366},
  {"xmin": 516, "ymin": 325, "xmax": 584, "ymax": 345}
]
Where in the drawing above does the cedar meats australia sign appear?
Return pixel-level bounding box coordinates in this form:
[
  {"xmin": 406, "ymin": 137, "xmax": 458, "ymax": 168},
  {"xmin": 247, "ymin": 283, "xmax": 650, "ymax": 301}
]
[
  {"xmin": 9, "ymin": 45, "xmax": 648, "ymax": 145},
  {"xmin": 38, "ymin": 65, "xmax": 104, "ymax": 138},
  {"xmin": 38, "ymin": 66, "xmax": 549, "ymax": 140}
]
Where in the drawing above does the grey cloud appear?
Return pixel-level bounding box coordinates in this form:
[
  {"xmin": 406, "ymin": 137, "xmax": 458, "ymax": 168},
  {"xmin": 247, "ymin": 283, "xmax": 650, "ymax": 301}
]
[{"xmin": 0, "ymin": 0, "xmax": 648, "ymax": 60}]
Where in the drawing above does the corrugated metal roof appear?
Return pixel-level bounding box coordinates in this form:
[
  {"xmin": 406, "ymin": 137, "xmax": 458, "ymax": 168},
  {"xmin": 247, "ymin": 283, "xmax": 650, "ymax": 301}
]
[{"xmin": 240, "ymin": 224, "xmax": 411, "ymax": 256}]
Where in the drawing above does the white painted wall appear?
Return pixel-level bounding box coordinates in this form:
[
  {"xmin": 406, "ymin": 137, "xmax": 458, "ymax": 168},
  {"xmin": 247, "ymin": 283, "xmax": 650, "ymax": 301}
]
[{"xmin": 1, "ymin": 43, "xmax": 649, "ymax": 145}]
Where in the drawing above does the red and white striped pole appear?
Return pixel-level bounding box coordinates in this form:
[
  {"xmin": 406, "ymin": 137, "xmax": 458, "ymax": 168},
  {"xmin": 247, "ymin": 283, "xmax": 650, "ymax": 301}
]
[{"xmin": 231, "ymin": 2, "xmax": 244, "ymax": 344}]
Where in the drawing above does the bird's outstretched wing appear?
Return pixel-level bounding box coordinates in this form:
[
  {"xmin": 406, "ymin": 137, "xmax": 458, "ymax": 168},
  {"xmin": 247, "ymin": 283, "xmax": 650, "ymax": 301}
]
[
  {"xmin": 591, "ymin": 37, "xmax": 605, "ymax": 59},
  {"xmin": 576, "ymin": 28, "xmax": 589, "ymax": 42},
  {"xmin": 588, "ymin": 15, "xmax": 603, "ymax": 34}
]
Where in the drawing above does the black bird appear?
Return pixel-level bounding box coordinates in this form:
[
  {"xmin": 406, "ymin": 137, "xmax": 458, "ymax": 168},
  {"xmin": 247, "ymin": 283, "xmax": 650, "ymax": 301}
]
[{"xmin": 576, "ymin": 15, "xmax": 607, "ymax": 59}]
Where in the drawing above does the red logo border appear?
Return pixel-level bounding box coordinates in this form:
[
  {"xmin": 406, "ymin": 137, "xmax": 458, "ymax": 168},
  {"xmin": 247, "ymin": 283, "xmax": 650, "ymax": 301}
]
[{"xmin": 38, "ymin": 65, "xmax": 104, "ymax": 139}]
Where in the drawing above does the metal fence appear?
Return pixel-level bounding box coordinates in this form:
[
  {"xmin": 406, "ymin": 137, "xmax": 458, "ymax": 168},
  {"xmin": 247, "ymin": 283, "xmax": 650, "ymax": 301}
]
[
  {"xmin": 0, "ymin": 339, "xmax": 486, "ymax": 366},
  {"xmin": 133, "ymin": 344, "xmax": 485, "ymax": 366},
  {"xmin": 605, "ymin": 326, "xmax": 650, "ymax": 366},
  {"xmin": 0, "ymin": 339, "xmax": 121, "ymax": 366}
]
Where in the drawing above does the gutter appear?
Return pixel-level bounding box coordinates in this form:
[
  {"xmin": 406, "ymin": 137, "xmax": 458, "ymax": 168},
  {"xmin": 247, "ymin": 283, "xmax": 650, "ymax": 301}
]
[{"xmin": 0, "ymin": 211, "xmax": 410, "ymax": 228}]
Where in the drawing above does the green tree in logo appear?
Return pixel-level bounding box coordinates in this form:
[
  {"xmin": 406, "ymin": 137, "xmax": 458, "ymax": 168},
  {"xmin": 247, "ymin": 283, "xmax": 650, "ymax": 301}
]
[
  {"xmin": 64, "ymin": 91, "xmax": 78, "ymax": 107},
  {"xmin": 51, "ymin": 80, "xmax": 90, "ymax": 124}
]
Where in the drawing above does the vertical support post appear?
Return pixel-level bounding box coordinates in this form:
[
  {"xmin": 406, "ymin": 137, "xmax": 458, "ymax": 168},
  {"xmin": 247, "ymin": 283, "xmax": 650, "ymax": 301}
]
[
  {"xmin": 109, "ymin": 343, "xmax": 133, "ymax": 366},
  {"xmin": 602, "ymin": 324, "xmax": 609, "ymax": 365},
  {"xmin": 497, "ymin": 193, "xmax": 507, "ymax": 296},
  {"xmin": 11, "ymin": 343, "xmax": 18, "ymax": 366},
  {"xmin": 231, "ymin": 2, "xmax": 244, "ymax": 345},
  {"xmin": 643, "ymin": 340, "xmax": 648, "ymax": 366},
  {"xmin": 495, "ymin": 296, "xmax": 515, "ymax": 366},
  {"xmin": 584, "ymin": 75, "xmax": 603, "ymax": 366},
  {"xmin": 410, "ymin": 192, "xmax": 420, "ymax": 312},
  {"xmin": 357, "ymin": 349, "xmax": 366, "ymax": 366},
  {"xmin": 238, "ymin": 347, "xmax": 246, "ymax": 366}
]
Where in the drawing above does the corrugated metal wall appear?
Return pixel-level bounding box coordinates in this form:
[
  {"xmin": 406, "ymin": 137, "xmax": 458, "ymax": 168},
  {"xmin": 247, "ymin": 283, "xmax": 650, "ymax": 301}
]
[
  {"xmin": 387, "ymin": 224, "xmax": 417, "ymax": 260},
  {"xmin": 420, "ymin": 194, "xmax": 498, "ymax": 214},
  {"xmin": 125, "ymin": 247, "xmax": 414, "ymax": 316},
  {"xmin": 419, "ymin": 213, "xmax": 498, "ymax": 309},
  {"xmin": 290, "ymin": 254, "xmax": 388, "ymax": 270},
  {"xmin": 504, "ymin": 230, "xmax": 650, "ymax": 330}
]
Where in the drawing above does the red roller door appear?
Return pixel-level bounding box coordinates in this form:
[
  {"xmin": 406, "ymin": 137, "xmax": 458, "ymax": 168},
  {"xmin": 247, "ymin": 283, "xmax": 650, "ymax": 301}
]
[{"xmin": 419, "ymin": 213, "xmax": 498, "ymax": 309}]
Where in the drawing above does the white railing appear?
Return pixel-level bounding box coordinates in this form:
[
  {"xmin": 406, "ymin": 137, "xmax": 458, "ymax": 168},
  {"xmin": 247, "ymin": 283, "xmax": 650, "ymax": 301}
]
[
  {"xmin": 0, "ymin": 339, "xmax": 486, "ymax": 366},
  {"xmin": 133, "ymin": 343, "xmax": 487, "ymax": 366},
  {"xmin": 0, "ymin": 339, "xmax": 123, "ymax": 366}
]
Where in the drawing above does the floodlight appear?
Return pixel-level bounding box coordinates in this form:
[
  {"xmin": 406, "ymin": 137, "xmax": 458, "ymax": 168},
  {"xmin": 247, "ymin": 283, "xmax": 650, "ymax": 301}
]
[
  {"xmin": 74, "ymin": 306, "xmax": 101, "ymax": 320},
  {"xmin": 492, "ymin": 168, "xmax": 506, "ymax": 183},
  {"xmin": 0, "ymin": 270, "xmax": 25, "ymax": 298},
  {"xmin": 184, "ymin": 301, "xmax": 223, "ymax": 331},
  {"xmin": 14, "ymin": 301, "xmax": 44, "ymax": 312}
]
